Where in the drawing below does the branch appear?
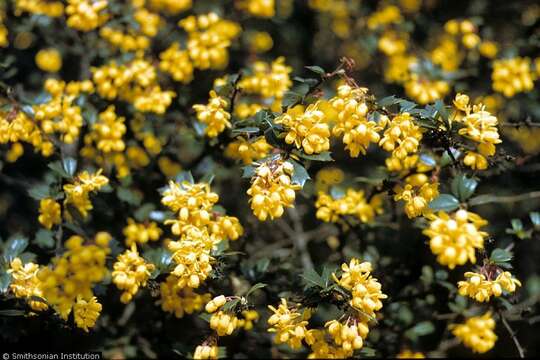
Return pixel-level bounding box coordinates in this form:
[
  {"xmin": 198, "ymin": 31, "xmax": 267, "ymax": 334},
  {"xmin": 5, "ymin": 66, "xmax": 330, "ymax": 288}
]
[
  {"xmin": 499, "ymin": 310, "xmax": 526, "ymax": 358},
  {"xmin": 469, "ymin": 191, "xmax": 540, "ymax": 206}
]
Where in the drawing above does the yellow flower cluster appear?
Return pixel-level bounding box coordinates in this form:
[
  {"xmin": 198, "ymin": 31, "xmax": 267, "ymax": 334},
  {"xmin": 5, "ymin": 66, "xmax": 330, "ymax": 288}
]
[
  {"xmin": 63, "ymin": 169, "xmax": 109, "ymax": 219},
  {"xmin": 404, "ymin": 74, "xmax": 450, "ymax": 105},
  {"xmin": 451, "ymin": 312, "xmax": 497, "ymax": 353},
  {"xmin": 329, "ymin": 85, "xmax": 382, "ymax": 157},
  {"xmin": 193, "ymin": 343, "xmax": 218, "ymax": 360},
  {"xmin": 238, "ymin": 57, "xmax": 292, "ymax": 101},
  {"xmin": 14, "ymin": 0, "xmax": 64, "ymax": 17},
  {"xmin": 179, "ymin": 13, "xmax": 241, "ymax": 70},
  {"xmin": 314, "ymin": 167, "xmax": 344, "ymax": 192},
  {"xmin": 315, "ymin": 189, "xmax": 383, "ymax": 223},
  {"xmin": 275, "ymin": 103, "xmax": 330, "ymax": 155},
  {"xmin": 34, "ymin": 79, "xmax": 94, "ymax": 144},
  {"xmin": 443, "ymin": 19, "xmax": 481, "ymax": 50},
  {"xmin": 0, "ymin": 11, "xmax": 7, "ymax": 47},
  {"xmin": 123, "ymin": 218, "xmax": 162, "ymax": 247},
  {"xmin": 92, "ymin": 59, "xmax": 175, "ymax": 114},
  {"xmin": 148, "ymin": 0, "xmax": 191, "ymax": 14},
  {"xmin": 8, "ymin": 258, "xmax": 48, "ymax": 311},
  {"xmin": 367, "ymin": 5, "xmax": 403, "ymax": 30},
  {"xmin": 492, "ymin": 57, "xmax": 535, "ymax": 97},
  {"xmin": 0, "ymin": 110, "xmax": 54, "ymax": 157},
  {"xmin": 37, "ymin": 233, "xmax": 110, "ymax": 324},
  {"xmin": 99, "ymin": 27, "xmax": 149, "ymax": 54},
  {"xmin": 38, "ymin": 198, "xmax": 62, "ymax": 229},
  {"xmin": 65, "ymin": 0, "xmax": 108, "ymax": 32},
  {"xmin": 268, "ymin": 298, "xmax": 312, "ymax": 349},
  {"xmin": 225, "ymin": 137, "xmax": 273, "ymax": 164},
  {"xmin": 159, "ymin": 275, "xmax": 211, "ymax": 318},
  {"xmin": 73, "ymin": 296, "xmax": 102, "ymax": 332},
  {"xmin": 332, "ymin": 258, "xmax": 387, "ymax": 319},
  {"xmin": 379, "ymin": 112, "xmax": 422, "ymax": 160},
  {"xmin": 453, "ymin": 94, "xmax": 501, "ymax": 170},
  {"xmin": 91, "ymin": 106, "xmax": 126, "ymax": 153},
  {"xmin": 423, "ymin": 210, "xmax": 487, "ymax": 269},
  {"xmin": 193, "ymin": 91, "xmax": 232, "ymax": 138},
  {"xmin": 393, "ymin": 175, "xmax": 439, "ymax": 219},
  {"xmin": 325, "ymin": 318, "xmax": 369, "ymax": 355},
  {"xmin": 306, "ymin": 329, "xmax": 352, "ymax": 359},
  {"xmin": 247, "ymin": 31, "xmax": 274, "ymax": 53},
  {"xmin": 458, "ymin": 270, "xmax": 521, "ymax": 302},
  {"xmin": 161, "ymin": 181, "xmax": 243, "ymax": 289},
  {"xmin": 159, "ymin": 43, "xmax": 194, "ymax": 84},
  {"xmin": 112, "ymin": 244, "xmax": 155, "ymax": 303},
  {"xmin": 247, "ymin": 160, "xmax": 300, "ymax": 221},
  {"xmin": 35, "ymin": 48, "xmax": 62, "ymax": 72},
  {"xmin": 397, "ymin": 350, "xmax": 425, "ymax": 358},
  {"xmin": 206, "ymin": 295, "xmax": 240, "ymax": 336},
  {"xmin": 238, "ymin": 310, "xmax": 259, "ymax": 330},
  {"xmin": 237, "ymin": 0, "xmax": 275, "ymax": 18}
]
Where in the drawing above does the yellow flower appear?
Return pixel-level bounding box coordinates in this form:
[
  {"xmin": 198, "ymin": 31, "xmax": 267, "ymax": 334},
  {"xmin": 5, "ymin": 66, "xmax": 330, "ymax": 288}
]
[
  {"xmin": 397, "ymin": 349, "xmax": 425, "ymax": 358},
  {"xmin": 237, "ymin": 0, "xmax": 275, "ymax": 18},
  {"xmin": 35, "ymin": 48, "xmax": 62, "ymax": 72},
  {"xmin": 206, "ymin": 295, "xmax": 240, "ymax": 336},
  {"xmin": 194, "ymin": 344, "xmax": 219, "ymax": 360},
  {"xmin": 423, "ymin": 210, "xmax": 487, "ymax": 269},
  {"xmin": 8, "ymin": 258, "xmax": 48, "ymax": 311},
  {"xmin": 37, "ymin": 234, "xmax": 110, "ymax": 320},
  {"xmin": 479, "ymin": 41, "xmax": 498, "ymax": 59},
  {"xmin": 330, "ymin": 85, "xmax": 382, "ymax": 157},
  {"xmin": 316, "ymin": 189, "xmax": 383, "ymax": 224},
  {"xmin": 379, "ymin": 113, "xmax": 423, "ymax": 159},
  {"xmin": 65, "ymin": 0, "xmax": 108, "ymax": 32},
  {"xmin": 112, "ymin": 244, "xmax": 155, "ymax": 303},
  {"xmin": 38, "ymin": 198, "xmax": 61, "ymax": 229},
  {"xmin": 276, "ymin": 102, "xmax": 330, "ymax": 155},
  {"xmin": 73, "ymin": 296, "xmax": 102, "ymax": 332},
  {"xmin": 268, "ymin": 298, "xmax": 311, "ymax": 349},
  {"xmin": 159, "ymin": 43, "xmax": 194, "ymax": 84},
  {"xmin": 332, "ymin": 258, "xmax": 387, "ymax": 318},
  {"xmin": 225, "ymin": 137, "xmax": 273, "ymax": 164},
  {"xmin": 123, "ymin": 218, "xmax": 162, "ymax": 247},
  {"xmin": 492, "ymin": 57, "xmax": 535, "ymax": 97},
  {"xmin": 247, "ymin": 160, "xmax": 301, "ymax": 221},
  {"xmin": 247, "ymin": 31, "xmax": 273, "ymax": 53},
  {"xmin": 238, "ymin": 57, "xmax": 292, "ymax": 99},
  {"xmin": 159, "ymin": 275, "xmax": 211, "ymax": 318},
  {"xmin": 63, "ymin": 169, "xmax": 109, "ymax": 219},
  {"xmin": 193, "ymin": 91, "xmax": 232, "ymax": 138},
  {"xmin": 451, "ymin": 312, "xmax": 497, "ymax": 353},
  {"xmin": 458, "ymin": 270, "xmax": 521, "ymax": 302},
  {"xmin": 325, "ymin": 318, "xmax": 369, "ymax": 354}
]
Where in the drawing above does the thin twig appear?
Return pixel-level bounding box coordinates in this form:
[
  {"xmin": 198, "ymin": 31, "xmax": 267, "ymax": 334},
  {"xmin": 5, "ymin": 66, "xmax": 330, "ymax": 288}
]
[
  {"xmin": 499, "ymin": 310, "xmax": 526, "ymax": 358},
  {"xmin": 469, "ymin": 191, "xmax": 540, "ymax": 206},
  {"xmin": 287, "ymin": 207, "xmax": 314, "ymax": 270}
]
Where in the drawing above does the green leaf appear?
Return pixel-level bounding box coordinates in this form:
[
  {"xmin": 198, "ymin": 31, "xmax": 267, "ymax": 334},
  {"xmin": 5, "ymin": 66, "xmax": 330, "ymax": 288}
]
[
  {"xmin": 28, "ymin": 184, "xmax": 50, "ymax": 200},
  {"xmin": 451, "ymin": 174, "xmax": 478, "ymax": 201},
  {"xmin": 293, "ymin": 151, "xmax": 333, "ymax": 162},
  {"xmin": 242, "ymin": 165, "xmax": 255, "ymax": 179},
  {"xmin": 490, "ymin": 248, "xmax": 513, "ymax": 264},
  {"xmin": 379, "ymin": 95, "xmax": 398, "ymax": 107},
  {"xmin": 428, "ymin": 194, "xmax": 460, "ymax": 212},
  {"xmin": 305, "ymin": 65, "xmax": 325, "ymax": 75},
  {"xmin": 2, "ymin": 235, "xmax": 29, "ymax": 263},
  {"xmin": 175, "ymin": 171, "xmax": 195, "ymax": 184},
  {"xmin": 434, "ymin": 99, "xmax": 449, "ymax": 121},
  {"xmin": 143, "ymin": 248, "xmax": 173, "ymax": 279},
  {"xmin": 0, "ymin": 272, "xmax": 11, "ymax": 293},
  {"xmin": 231, "ymin": 126, "xmax": 260, "ymax": 135},
  {"xmin": 0, "ymin": 309, "xmax": 26, "ymax": 317},
  {"xmin": 440, "ymin": 148, "xmax": 461, "ymax": 167},
  {"xmin": 405, "ymin": 321, "xmax": 435, "ymax": 339},
  {"xmin": 222, "ymin": 298, "xmax": 240, "ymax": 312},
  {"xmin": 282, "ymin": 91, "xmax": 303, "ymax": 108},
  {"xmin": 200, "ymin": 173, "xmax": 215, "ymax": 185},
  {"xmin": 301, "ymin": 268, "xmax": 326, "ymax": 289},
  {"xmin": 117, "ymin": 187, "xmax": 143, "ymax": 206},
  {"xmin": 47, "ymin": 161, "xmax": 71, "ymax": 178},
  {"xmin": 246, "ymin": 283, "xmax": 267, "ymax": 298},
  {"xmin": 35, "ymin": 229, "xmax": 55, "ymax": 249},
  {"xmin": 62, "ymin": 157, "xmax": 77, "ymax": 177},
  {"xmin": 398, "ymin": 99, "xmax": 417, "ymax": 112},
  {"xmin": 530, "ymin": 212, "xmax": 540, "ymax": 228},
  {"xmin": 290, "ymin": 160, "xmax": 310, "ymax": 187},
  {"xmin": 134, "ymin": 203, "xmax": 156, "ymax": 222}
]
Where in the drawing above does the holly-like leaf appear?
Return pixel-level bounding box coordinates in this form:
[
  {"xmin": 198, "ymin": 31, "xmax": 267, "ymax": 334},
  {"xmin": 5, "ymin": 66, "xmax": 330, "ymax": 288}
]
[
  {"xmin": 451, "ymin": 174, "xmax": 478, "ymax": 201},
  {"xmin": 429, "ymin": 194, "xmax": 460, "ymax": 212},
  {"xmin": 291, "ymin": 160, "xmax": 310, "ymax": 187}
]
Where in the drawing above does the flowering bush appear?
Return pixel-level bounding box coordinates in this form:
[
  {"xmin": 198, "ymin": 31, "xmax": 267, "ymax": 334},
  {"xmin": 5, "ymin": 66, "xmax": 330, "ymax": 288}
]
[{"xmin": 0, "ymin": 0, "xmax": 539, "ymax": 358}]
